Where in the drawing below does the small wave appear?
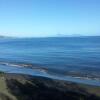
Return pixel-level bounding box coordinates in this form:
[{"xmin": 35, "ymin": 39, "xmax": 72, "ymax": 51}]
[
  {"xmin": 71, "ymin": 76, "xmax": 100, "ymax": 81},
  {"xmin": 65, "ymin": 71, "xmax": 100, "ymax": 81},
  {"xmin": 0, "ymin": 61, "xmax": 100, "ymax": 81},
  {"xmin": 0, "ymin": 61, "xmax": 48, "ymax": 74},
  {"xmin": 44, "ymin": 69, "xmax": 100, "ymax": 81},
  {"xmin": 0, "ymin": 62, "xmax": 32, "ymax": 67}
]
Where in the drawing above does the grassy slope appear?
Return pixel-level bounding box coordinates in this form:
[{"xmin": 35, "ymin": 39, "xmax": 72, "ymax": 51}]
[
  {"xmin": 0, "ymin": 72, "xmax": 100, "ymax": 100},
  {"xmin": 0, "ymin": 73, "xmax": 17, "ymax": 100}
]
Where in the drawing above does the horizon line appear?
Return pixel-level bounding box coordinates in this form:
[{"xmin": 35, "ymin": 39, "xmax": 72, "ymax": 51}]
[{"xmin": 0, "ymin": 35, "xmax": 100, "ymax": 38}]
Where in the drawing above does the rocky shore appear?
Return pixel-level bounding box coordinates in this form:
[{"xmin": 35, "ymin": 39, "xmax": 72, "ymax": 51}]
[{"xmin": 0, "ymin": 72, "xmax": 100, "ymax": 100}]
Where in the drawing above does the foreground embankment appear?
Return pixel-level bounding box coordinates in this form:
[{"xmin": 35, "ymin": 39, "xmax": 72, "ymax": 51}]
[{"xmin": 0, "ymin": 72, "xmax": 100, "ymax": 100}]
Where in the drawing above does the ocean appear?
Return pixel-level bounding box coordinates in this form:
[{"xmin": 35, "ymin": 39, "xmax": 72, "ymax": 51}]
[{"xmin": 0, "ymin": 36, "xmax": 100, "ymax": 86}]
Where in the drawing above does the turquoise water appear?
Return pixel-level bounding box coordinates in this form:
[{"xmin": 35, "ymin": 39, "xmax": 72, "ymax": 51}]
[{"xmin": 0, "ymin": 37, "xmax": 100, "ymax": 85}]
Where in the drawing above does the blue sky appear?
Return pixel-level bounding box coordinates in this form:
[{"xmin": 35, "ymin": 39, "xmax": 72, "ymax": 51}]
[{"xmin": 0, "ymin": 0, "xmax": 100, "ymax": 37}]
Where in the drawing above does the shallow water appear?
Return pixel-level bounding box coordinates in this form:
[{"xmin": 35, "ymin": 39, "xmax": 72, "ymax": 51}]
[{"xmin": 0, "ymin": 64, "xmax": 100, "ymax": 86}]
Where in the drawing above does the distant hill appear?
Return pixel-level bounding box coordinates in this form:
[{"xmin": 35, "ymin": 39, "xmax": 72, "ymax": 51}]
[
  {"xmin": 0, "ymin": 35, "xmax": 7, "ymax": 38},
  {"xmin": 0, "ymin": 35, "xmax": 16, "ymax": 39}
]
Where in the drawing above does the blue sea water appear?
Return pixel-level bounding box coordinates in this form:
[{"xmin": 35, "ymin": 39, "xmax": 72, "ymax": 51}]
[{"xmin": 0, "ymin": 36, "xmax": 100, "ymax": 86}]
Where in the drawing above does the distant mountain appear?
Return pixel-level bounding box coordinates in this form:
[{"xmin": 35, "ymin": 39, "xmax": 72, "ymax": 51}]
[
  {"xmin": 0, "ymin": 35, "xmax": 16, "ymax": 39},
  {"xmin": 56, "ymin": 33, "xmax": 83, "ymax": 37},
  {"xmin": 0, "ymin": 35, "xmax": 7, "ymax": 38}
]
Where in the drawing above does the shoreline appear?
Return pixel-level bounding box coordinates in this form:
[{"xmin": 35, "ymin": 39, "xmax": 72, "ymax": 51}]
[
  {"xmin": 0, "ymin": 64, "xmax": 100, "ymax": 87},
  {"xmin": 0, "ymin": 61, "xmax": 100, "ymax": 81},
  {"xmin": 0, "ymin": 72, "xmax": 100, "ymax": 100}
]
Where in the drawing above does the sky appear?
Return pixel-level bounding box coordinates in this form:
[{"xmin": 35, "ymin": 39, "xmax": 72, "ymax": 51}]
[{"xmin": 0, "ymin": 0, "xmax": 100, "ymax": 37}]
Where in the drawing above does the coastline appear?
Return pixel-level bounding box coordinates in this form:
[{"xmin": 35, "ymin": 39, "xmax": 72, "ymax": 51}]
[
  {"xmin": 0, "ymin": 64, "xmax": 100, "ymax": 87},
  {"xmin": 0, "ymin": 72, "xmax": 100, "ymax": 100}
]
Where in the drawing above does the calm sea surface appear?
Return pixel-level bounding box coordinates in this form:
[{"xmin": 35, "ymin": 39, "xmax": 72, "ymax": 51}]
[{"xmin": 0, "ymin": 37, "xmax": 100, "ymax": 86}]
